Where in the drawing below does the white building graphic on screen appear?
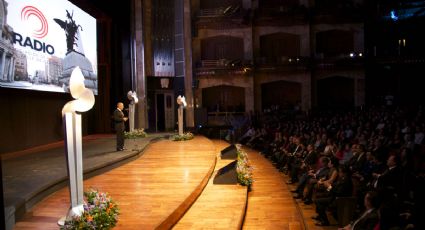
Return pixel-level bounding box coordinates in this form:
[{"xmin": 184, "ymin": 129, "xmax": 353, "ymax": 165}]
[
  {"xmin": 14, "ymin": 50, "xmax": 28, "ymax": 81},
  {"xmin": 46, "ymin": 56, "xmax": 63, "ymax": 85},
  {"xmin": 0, "ymin": 0, "xmax": 17, "ymax": 84}
]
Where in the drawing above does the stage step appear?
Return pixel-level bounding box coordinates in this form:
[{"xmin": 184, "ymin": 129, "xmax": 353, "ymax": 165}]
[{"xmin": 173, "ymin": 140, "xmax": 248, "ymax": 229}]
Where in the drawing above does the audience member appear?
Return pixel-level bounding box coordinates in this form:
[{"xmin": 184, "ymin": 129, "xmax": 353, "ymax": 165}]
[{"xmin": 234, "ymin": 105, "xmax": 425, "ymax": 229}]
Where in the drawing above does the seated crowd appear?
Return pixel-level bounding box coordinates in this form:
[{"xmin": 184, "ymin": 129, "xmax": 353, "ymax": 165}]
[{"xmin": 238, "ymin": 106, "xmax": 425, "ymax": 229}]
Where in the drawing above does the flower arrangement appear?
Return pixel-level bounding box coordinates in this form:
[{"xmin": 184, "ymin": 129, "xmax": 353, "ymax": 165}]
[
  {"xmin": 171, "ymin": 132, "xmax": 194, "ymax": 141},
  {"xmin": 236, "ymin": 145, "xmax": 254, "ymax": 187},
  {"xmin": 124, "ymin": 128, "xmax": 147, "ymax": 139},
  {"xmin": 62, "ymin": 189, "xmax": 119, "ymax": 230}
]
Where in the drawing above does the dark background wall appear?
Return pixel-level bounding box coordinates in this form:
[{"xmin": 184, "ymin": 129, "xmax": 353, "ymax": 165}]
[
  {"xmin": 0, "ymin": 0, "xmax": 132, "ymax": 154},
  {"xmin": 364, "ymin": 1, "xmax": 425, "ymax": 106}
]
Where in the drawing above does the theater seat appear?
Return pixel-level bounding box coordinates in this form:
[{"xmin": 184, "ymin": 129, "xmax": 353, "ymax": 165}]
[{"xmin": 335, "ymin": 196, "xmax": 357, "ymax": 227}]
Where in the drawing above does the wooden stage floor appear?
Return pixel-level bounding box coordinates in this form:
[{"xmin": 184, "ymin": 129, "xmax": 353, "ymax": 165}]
[
  {"xmin": 14, "ymin": 136, "xmax": 217, "ymax": 230},
  {"xmin": 13, "ymin": 136, "xmax": 313, "ymax": 230}
]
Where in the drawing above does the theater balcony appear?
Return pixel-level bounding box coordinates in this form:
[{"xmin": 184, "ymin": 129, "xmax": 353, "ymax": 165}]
[
  {"xmin": 371, "ymin": 56, "xmax": 425, "ymax": 65},
  {"xmin": 254, "ymin": 56, "xmax": 309, "ymax": 73},
  {"xmin": 194, "ymin": 5, "xmax": 251, "ymax": 30},
  {"xmin": 314, "ymin": 55, "xmax": 364, "ymax": 71},
  {"xmin": 194, "ymin": 59, "xmax": 253, "ymax": 77}
]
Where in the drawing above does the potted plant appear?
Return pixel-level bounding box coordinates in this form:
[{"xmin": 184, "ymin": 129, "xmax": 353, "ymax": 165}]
[{"xmin": 62, "ymin": 189, "xmax": 119, "ymax": 230}]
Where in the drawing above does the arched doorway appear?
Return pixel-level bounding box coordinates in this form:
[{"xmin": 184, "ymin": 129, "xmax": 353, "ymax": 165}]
[
  {"xmin": 202, "ymin": 85, "xmax": 245, "ymax": 113},
  {"xmin": 316, "ymin": 30, "xmax": 354, "ymax": 57},
  {"xmin": 201, "ymin": 36, "xmax": 244, "ymax": 60},
  {"xmin": 259, "ymin": 32, "xmax": 301, "ymax": 64},
  {"xmin": 261, "ymin": 80, "xmax": 301, "ymax": 111}
]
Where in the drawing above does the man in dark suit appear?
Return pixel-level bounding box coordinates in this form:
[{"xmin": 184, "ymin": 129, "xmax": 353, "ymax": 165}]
[
  {"xmin": 114, "ymin": 102, "xmax": 128, "ymax": 151},
  {"xmin": 375, "ymin": 154, "xmax": 402, "ymax": 194},
  {"xmin": 340, "ymin": 191, "xmax": 380, "ymax": 230},
  {"xmin": 292, "ymin": 157, "xmax": 330, "ymax": 200},
  {"xmin": 348, "ymin": 144, "xmax": 367, "ymax": 174},
  {"xmin": 289, "ymin": 144, "xmax": 318, "ymax": 187},
  {"xmin": 374, "ymin": 154, "xmax": 403, "ymax": 229}
]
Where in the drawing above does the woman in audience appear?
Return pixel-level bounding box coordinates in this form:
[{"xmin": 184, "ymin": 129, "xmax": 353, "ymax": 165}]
[
  {"xmin": 302, "ymin": 157, "xmax": 338, "ymax": 204},
  {"xmin": 313, "ymin": 166, "xmax": 353, "ymax": 226},
  {"xmin": 336, "ymin": 143, "xmax": 353, "ymax": 165}
]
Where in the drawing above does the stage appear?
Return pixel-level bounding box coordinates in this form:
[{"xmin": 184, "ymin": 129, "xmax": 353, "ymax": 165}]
[{"xmin": 8, "ymin": 135, "xmax": 307, "ymax": 229}]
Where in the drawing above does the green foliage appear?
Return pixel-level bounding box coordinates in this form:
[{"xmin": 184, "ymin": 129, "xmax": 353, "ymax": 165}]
[
  {"xmin": 124, "ymin": 129, "xmax": 147, "ymax": 139},
  {"xmin": 61, "ymin": 189, "xmax": 119, "ymax": 230},
  {"xmin": 171, "ymin": 132, "xmax": 194, "ymax": 141},
  {"xmin": 236, "ymin": 146, "xmax": 254, "ymax": 187}
]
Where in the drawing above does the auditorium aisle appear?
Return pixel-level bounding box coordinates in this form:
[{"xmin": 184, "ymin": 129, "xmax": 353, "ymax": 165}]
[
  {"xmin": 241, "ymin": 146, "xmax": 337, "ymax": 230},
  {"xmin": 241, "ymin": 146, "xmax": 304, "ymax": 230}
]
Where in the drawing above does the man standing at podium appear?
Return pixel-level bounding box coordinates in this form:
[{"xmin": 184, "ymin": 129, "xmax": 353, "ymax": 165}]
[{"xmin": 114, "ymin": 102, "xmax": 128, "ymax": 151}]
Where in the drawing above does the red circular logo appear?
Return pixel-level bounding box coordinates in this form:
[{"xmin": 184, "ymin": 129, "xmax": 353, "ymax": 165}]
[{"xmin": 21, "ymin": 6, "xmax": 48, "ymax": 39}]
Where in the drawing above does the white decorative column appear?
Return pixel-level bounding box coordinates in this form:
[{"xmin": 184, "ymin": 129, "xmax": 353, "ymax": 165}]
[
  {"xmin": 176, "ymin": 95, "xmax": 187, "ymax": 135},
  {"xmin": 0, "ymin": 52, "xmax": 6, "ymax": 81},
  {"xmin": 10, "ymin": 57, "xmax": 15, "ymax": 82},
  {"xmin": 127, "ymin": 90, "xmax": 139, "ymax": 132},
  {"xmin": 63, "ymin": 111, "xmax": 84, "ymax": 216},
  {"xmin": 59, "ymin": 67, "xmax": 95, "ymax": 224},
  {"xmin": 178, "ymin": 104, "xmax": 184, "ymax": 135},
  {"xmin": 129, "ymin": 103, "xmax": 135, "ymax": 131}
]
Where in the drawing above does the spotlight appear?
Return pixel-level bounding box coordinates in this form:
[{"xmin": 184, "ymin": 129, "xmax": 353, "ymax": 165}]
[{"xmin": 390, "ymin": 10, "xmax": 398, "ymax": 21}]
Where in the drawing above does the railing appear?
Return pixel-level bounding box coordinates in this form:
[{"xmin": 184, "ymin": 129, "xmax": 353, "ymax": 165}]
[
  {"xmin": 198, "ymin": 5, "xmax": 242, "ymax": 18},
  {"xmin": 371, "ymin": 56, "xmax": 425, "ymax": 64},
  {"xmin": 255, "ymin": 56, "xmax": 308, "ymax": 65},
  {"xmin": 198, "ymin": 59, "xmax": 246, "ymax": 68},
  {"xmin": 201, "ymin": 60, "xmax": 223, "ymax": 67},
  {"xmin": 194, "ymin": 59, "xmax": 252, "ymax": 76},
  {"xmin": 253, "ymin": 56, "xmax": 365, "ymax": 71},
  {"xmin": 196, "ymin": 59, "xmax": 252, "ymax": 68},
  {"xmin": 207, "ymin": 112, "xmax": 245, "ymax": 116},
  {"xmin": 314, "ymin": 56, "xmax": 364, "ymax": 70}
]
